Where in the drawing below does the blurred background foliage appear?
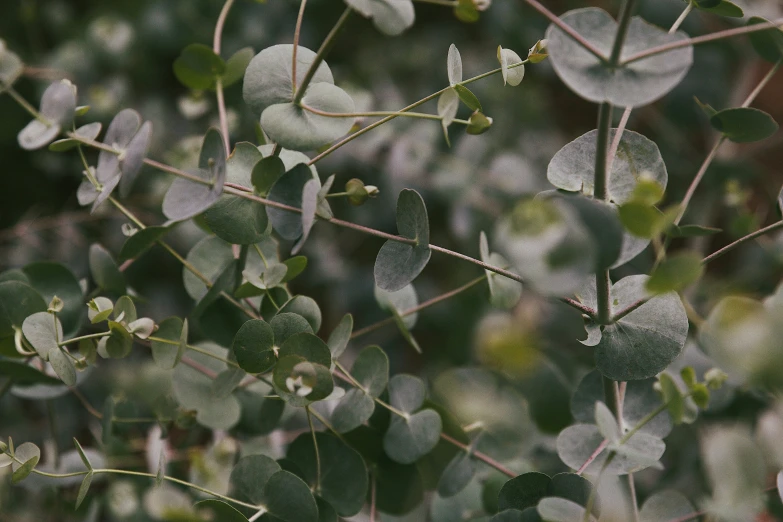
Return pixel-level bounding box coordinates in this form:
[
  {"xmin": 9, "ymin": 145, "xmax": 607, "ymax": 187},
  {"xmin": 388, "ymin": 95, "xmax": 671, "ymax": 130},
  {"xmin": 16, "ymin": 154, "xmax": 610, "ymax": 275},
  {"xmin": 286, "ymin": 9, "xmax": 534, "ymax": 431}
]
[{"xmin": 2, "ymin": 0, "xmax": 783, "ymax": 520}]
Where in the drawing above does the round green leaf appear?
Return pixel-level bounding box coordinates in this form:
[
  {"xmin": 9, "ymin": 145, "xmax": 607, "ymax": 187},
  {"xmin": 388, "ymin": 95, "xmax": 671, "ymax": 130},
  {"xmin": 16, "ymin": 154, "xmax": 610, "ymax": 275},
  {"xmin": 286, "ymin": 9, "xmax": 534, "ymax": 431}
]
[
  {"xmin": 287, "ymin": 432, "xmax": 368, "ymax": 516},
  {"xmin": 548, "ymin": 129, "xmax": 667, "ymax": 205},
  {"xmin": 265, "ymin": 470, "xmax": 319, "ymax": 522},
  {"xmin": 388, "ymin": 373, "xmax": 426, "ymax": 414},
  {"xmin": 278, "ymin": 332, "xmax": 332, "ymax": 367},
  {"xmin": 747, "ymin": 17, "xmax": 783, "ymax": 63},
  {"xmin": 331, "ymin": 388, "xmax": 376, "ymax": 433},
  {"xmin": 278, "ymin": 295, "xmax": 322, "ymax": 333},
  {"xmin": 436, "ymin": 451, "xmax": 476, "ymax": 498},
  {"xmin": 545, "ymin": 8, "xmax": 693, "ymax": 107},
  {"xmin": 352, "ymin": 345, "xmax": 389, "ymax": 397},
  {"xmin": 243, "ymin": 44, "xmax": 333, "ymax": 115},
  {"xmin": 498, "ymin": 472, "xmax": 551, "ymax": 511},
  {"xmin": 18, "ymin": 80, "xmax": 76, "ymax": 151},
  {"xmin": 383, "ymin": 408, "xmax": 442, "ymax": 464},
  {"xmin": 646, "ymin": 251, "xmax": 704, "ymax": 294},
  {"xmin": 345, "ymin": 0, "xmax": 415, "ymax": 36},
  {"xmin": 577, "ymin": 275, "xmax": 688, "ymax": 381},
  {"xmin": 118, "ymin": 226, "xmax": 169, "ymax": 262},
  {"xmin": 182, "ymin": 236, "xmax": 233, "ymax": 300},
  {"xmin": 374, "ymin": 189, "xmax": 431, "ymax": 292},
  {"xmin": 151, "ymin": 317, "xmax": 187, "ymax": 370},
  {"xmin": 710, "ymin": 107, "xmax": 779, "ymax": 143},
  {"xmin": 0, "ymin": 281, "xmax": 46, "ymax": 339},
  {"xmin": 639, "ymin": 490, "xmax": 695, "ymax": 522},
  {"xmin": 89, "ymin": 243, "xmax": 125, "ymax": 294},
  {"xmin": 222, "ymin": 47, "xmax": 254, "ymax": 88},
  {"xmin": 326, "ymin": 313, "xmax": 353, "ymax": 359},
  {"xmin": 230, "ymin": 454, "xmax": 281, "ymax": 505},
  {"xmin": 267, "ymin": 164, "xmax": 314, "ymax": 240},
  {"xmin": 22, "ymin": 262, "xmax": 83, "ymax": 338},
  {"xmin": 22, "ymin": 312, "xmax": 62, "ymax": 359},
  {"xmin": 204, "ymin": 195, "xmax": 269, "ymax": 245},
  {"xmin": 173, "ymin": 43, "xmax": 225, "ymax": 90},
  {"xmin": 261, "ymin": 82, "xmax": 355, "ymax": 152},
  {"xmin": 270, "ymin": 312, "xmax": 314, "ymax": 346},
  {"xmin": 232, "ymin": 319, "xmax": 275, "ymax": 373}
]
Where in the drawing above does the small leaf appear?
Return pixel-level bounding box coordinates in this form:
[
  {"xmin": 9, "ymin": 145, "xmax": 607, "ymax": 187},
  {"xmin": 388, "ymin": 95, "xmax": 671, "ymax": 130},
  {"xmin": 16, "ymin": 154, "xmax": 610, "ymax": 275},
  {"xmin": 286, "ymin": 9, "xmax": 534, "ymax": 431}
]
[
  {"xmin": 0, "ymin": 40, "xmax": 23, "ymax": 85},
  {"xmin": 232, "ymin": 319, "xmax": 276, "ymax": 373},
  {"xmin": 156, "ymin": 447, "xmax": 166, "ymax": 485},
  {"xmin": 383, "ymin": 409, "xmax": 442, "ymax": 464},
  {"xmin": 345, "ymin": 0, "xmax": 415, "ymax": 36},
  {"xmin": 73, "ymin": 439, "xmax": 93, "ymax": 469},
  {"xmin": 352, "ymin": 345, "xmax": 389, "ymax": 397},
  {"xmin": 646, "ymin": 252, "xmax": 704, "ymax": 294},
  {"xmin": 76, "ymin": 472, "xmax": 93, "ymax": 508},
  {"xmin": 11, "ymin": 442, "xmax": 40, "ymax": 483},
  {"xmin": 293, "ymin": 178, "xmax": 321, "ymax": 254},
  {"xmin": 22, "ymin": 311, "xmax": 62, "ymax": 359},
  {"xmin": 326, "ymin": 313, "xmax": 352, "ymax": 359},
  {"xmin": 118, "ymin": 225, "xmax": 169, "ymax": 262},
  {"xmin": 222, "ymin": 47, "xmax": 254, "ymax": 88},
  {"xmin": 454, "ymin": 84, "xmax": 481, "ymax": 111},
  {"xmin": 594, "ymin": 401, "xmax": 620, "ymax": 442},
  {"xmin": 151, "ymin": 317, "xmax": 187, "ymax": 370},
  {"xmin": 480, "ymin": 231, "xmax": 522, "ymax": 308},
  {"xmin": 747, "ymin": 17, "xmax": 783, "ymax": 63},
  {"xmin": 437, "ymin": 451, "xmax": 476, "ymax": 498},
  {"xmin": 374, "ymin": 189, "xmax": 431, "ymax": 292},
  {"xmin": 162, "ymin": 128, "xmax": 227, "ymax": 222},
  {"xmin": 119, "ymin": 120, "xmax": 152, "ymax": 198},
  {"xmin": 267, "ymin": 164, "xmax": 314, "ymax": 240},
  {"xmin": 438, "ymin": 88, "xmax": 459, "ymax": 129},
  {"xmin": 498, "ymin": 46, "xmax": 525, "ymax": 86},
  {"xmin": 696, "ymin": 0, "xmax": 743, "ymax": 18},
  {"xmin": 447, "ymin": 44, "xmax": 463, "ymax": 85},
  {"xmin": 48, "ymin": 122, "xmax": 102, "ymax": 152},
  {"xmin": 467, "ymin": 110, "xmax": 493, "ymax": 135},
  {"xmin": 18, "ymin": 80, "xmax": 77, "ymax": 151},
  {"xmin": 710, "ymin": 107, "xmax": 779, "ymax": 143},
  {"xmin": 48, "ymin": 347, "xmax": 76, "ymax": 385},
  {"xmin": 89, "ymin": 243, "xmax": 126, "ymax": 294},
  {"xmin": 173, "ymin": 43, "xmax": 225, "ymax": 90}
]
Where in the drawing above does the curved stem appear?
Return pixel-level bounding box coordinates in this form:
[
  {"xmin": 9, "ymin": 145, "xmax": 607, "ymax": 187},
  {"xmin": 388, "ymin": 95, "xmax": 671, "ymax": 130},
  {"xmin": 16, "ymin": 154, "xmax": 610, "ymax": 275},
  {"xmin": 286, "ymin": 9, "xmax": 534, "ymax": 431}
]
[
  {"xmin": 291, "ymin": 0, "xmax": 308, "ymax": 96},
  {"xmin": 670, "ymin": 2, "xmax": 693, "ymax": 34},
  {"xmin": 292, "ymin": 7, "xmax": 352, "ymax": 105},
  {"xmin": 301, "ymin": 104, "xmax": 443, "ymax": 121},
  {"xmin": 702, "ymin": 220, "xmax": 783, "ymax": 265},
  {"xmin": 675, "ymin": 136, "xmax": 725, "ymax": 225},
  {"xmin": 521, "ymin": 0, "xmax": 608, "ymax": 63},
  {"xmin": 213, "ymin": 0, "xmax": 235, "ymax": 155}
]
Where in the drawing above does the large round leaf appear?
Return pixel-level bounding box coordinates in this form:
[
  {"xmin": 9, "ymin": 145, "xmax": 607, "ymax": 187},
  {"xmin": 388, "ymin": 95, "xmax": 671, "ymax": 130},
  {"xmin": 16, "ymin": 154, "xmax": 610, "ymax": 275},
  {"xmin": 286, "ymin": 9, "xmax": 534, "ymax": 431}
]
[
  {"xmin": 286, "ymin": 432, "xmax": 368, "ymax": 516},
  {"xmin": 22, "ymin": 262, "xmax": 83, "ymax": 338},
  {"xmin": 243, "ymin": 44, "xmax": 333, "ymax": 115},
  {"xmin": 557, "ymin": 423, "xmax": 665, "ymax": 475},
  {"xmin": 0, "ymin": 281, "xmax": 47, "ymax": 339},
  {"xmin": 576, "ymin": 275, "xmax": 688, "ymax": 381},
  {"xmin": 232, "ymin": 319, "xmax": 275, "ymax": 374},
  {"xmin": 545, "ymin": 8, "xmax": 693, "ymax": 107},
  {"xmin": 374, "ymin": 189, "xmax": 431, "ymax": 292},
  {"xmin": 261, "ymin": 82, "xmax": 355, "ymax": 152}
]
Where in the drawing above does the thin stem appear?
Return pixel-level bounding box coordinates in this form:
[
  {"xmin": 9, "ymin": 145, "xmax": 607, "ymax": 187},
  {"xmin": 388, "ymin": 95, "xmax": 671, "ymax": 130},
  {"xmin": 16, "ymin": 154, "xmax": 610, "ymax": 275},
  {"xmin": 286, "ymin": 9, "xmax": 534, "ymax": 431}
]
[
  {"xmin": 292, "ymin": 7, "xmax": 351, "ymax": 105},
  {"xmin": 351, "ymin": 275, "xmax": 486, "ymax": 339},
  {"xmin": 291, "ymin": 0, "xmax": 308, "ymax": 96},
  {"xmin": 305, "ymin": 406, "xmax": 321, "ymax": 493},
  {"xmin": 306, "ymin": 62, "xmax": 524, "ymax": 165},
  {"xmin": 603, "ymin": 376, "xmax": 621, "ymax": 420},
  {"xmin": 670, "ymin": 2, "xmax": 693, "ymax": 34},
  {"xmin": 561, "ymin": 297, "xmax": 598, "ymax": 318},
  {"xmin": 622, "ymin": 17, "xmax": 783, "ymax": 65},
  {"xmin": 301, "ymin": 104, "xmax": 444, "ymax": 121},
  {"xmin": 702, "ymin": 220, "xmax": 783, "ymax": 264},
  {"xmin": 213, "ymin": 0, "xmax": 235, "ymax": 155},
  {"xmin": 58, "ymin": 331, "xmax": 111, "ymax": 347},
  {"xmin": 593, "ymin": 102, "xmax": 613, "ymax": 327},
  {"xmin": 675, "ymin": 137, "xmax": 725, "ymax": 225},
  {"xmin": 577, "ymin": 439, "xmax": 609, "ymax": 475},
  {"xmin": 521, "ymin": 0, "xmax": 608, "ymax": 63},
  {"xmin": 612, "ymin": 297, "xmax": 647, "ymax": 322},
  {"xmin": 439, "ymin": 433, "xmax": 516, "ymax": 478},
  {"xmin": 742, "ymin": 58, "xmax": 782, "ymax": 108},
  {"xmin": 370, "ymin": 474, "xmax": 377, "ymax": 522},
  {"xmin": 608, "ymin": 0, "xmax": 638, "ymax": 66},
  {"xmin": 147, "ymin": 336, "xmax": 242, "ymax": 369}
]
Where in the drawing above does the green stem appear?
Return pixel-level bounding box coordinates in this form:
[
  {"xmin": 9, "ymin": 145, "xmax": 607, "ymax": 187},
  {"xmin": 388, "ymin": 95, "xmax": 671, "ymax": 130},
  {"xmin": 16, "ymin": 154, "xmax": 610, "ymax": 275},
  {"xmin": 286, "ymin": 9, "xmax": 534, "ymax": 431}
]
[
  {"xmin": 608, "ymin": 0, "xmax": 637, "ymax": 66},
  {"xmin": 58, "ymin": 331, "xmax": 111, "ymax": 347},
  {"xmin": 301, "ymin": 105, "xmax": 444, "ymax": 121},
  {"xmin": 292, "ymin": 7, "xmax": 352, "ymax": 105},
  {"xmin": 594, "ymin": 103, "xmax": 613, "ymax": 326},
  {"xmin": 147, "ymin": 336, "xmax": 242, "ymax": 369}
]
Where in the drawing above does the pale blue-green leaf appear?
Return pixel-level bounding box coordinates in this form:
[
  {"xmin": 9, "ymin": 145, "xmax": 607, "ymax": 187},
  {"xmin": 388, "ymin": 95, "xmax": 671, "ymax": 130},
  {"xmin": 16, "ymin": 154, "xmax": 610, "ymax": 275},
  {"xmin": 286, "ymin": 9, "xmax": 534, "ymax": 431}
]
[
  {"xmin": 287, "ymin": 432, "xmax": 368, "ymax": 516},
  {"xmin": 639, "ymin": 490, "xmax": 695, "ymax": 522},
  {"xmin": 326, "ymin": 313, "xmax": 352, "ymax": 359},
  {"xmin": 557, "ymin": 424, "xmax": 664, "ymax": 475},
  {"xmin": 162, "ymin": 167, "xmax": 224, "ymax": 222},
  {"xmin": 499, "ymin": 47, "xmax": 525, "ymax": 86},
  {"xmin": 537, "ymin": 497, "xmax": 595, "ymax": 522},
  {"xmin": 383, "ymin": 409, "xmax": 442, "ymax": 464},
  {"xmin": 437, "ymin": 451, "xmax": 476, "ymax": 497},
  {"xmin": 22, "ymin": 312, "xmax": 62, "ymax": 359},
  {"xmin": 97, "ymin": 109, "xmax": 141, "ymax": 183},
  {"xmin": 331, "ymin": 388, "xmax": 375, "ymax": 433},
  {"xmin": 278, "ymin": 295, "xmax": 322, "ymax": 333},
  {"xmin": 76, "ymin": 472, "xmax": 93, "ymax": 509},
  {"xmin": 22, "ymin": 262, "xmax": 83, "ymax": 337},
  {"xmin": 577, "ymin": 275, "xmax": 687, "ymax": 381},
  {"xmin": 48, "ymin": 347, "xmax": 76, "ymax": 385},
  {"xmin": 11, "ymin": 442, "xmax": 41, "ymax": 484},
  {"xmin": 119, "ymin": 121, "xmax": 152, "ymax": 197},
  {"xmin": 243, "ymin": 44, "xmax": 333, "ymax": 115},
  {"xmin": 261, "ymin": 82, "xmax": 355, "ymax": 152},
  {"xmin": 594, "ymin": 401, "xmax": 620, "ymax": 442},
  {"xmin": 49, "ymin": 122, "xmax": 102, "ymax": 152},
  {"xmin": 388, "ymin": 373, "xmax": 426, "ymax": 413},
  {"xmin": 374, "ymin": 189, "xmax": 431, "ymax": 292},
  {"xmin": 89, "ymin": 243, "xmax": 125, "ymax": 294},
  {"xmin": 375, "ymin": 284, "xmax": 418, "ymax": 328},
  {"xmin": 151, "ymin": 317, "xmax": 186, "ymax": 369},
  {"xmin": 267, "ymin": 164, "xmax": 315, "ymax": 240},
  {"xmin": 352, "ymin": 345, "xmax": 389, "ymax": 397},
  {"xmin": 18, "ymin": 119, "xmax": 61, "ymax": 151},
  {"xmin": 545, "ymin": 8, "xmax": 693, "ymax": 107},
  {"xmin": 345, "ymin": 0, "xmax": 415, "ymax": 36},
  {"xmin": 230, "ymin": 454, "xmax": 281, "ymax": 505},
  {"xmin": 292, "ymin": 178, "xmax": 321, "ymax": 254},
  {"xmin": 447, "ymin": 44, "xmax": 462, "ymax": 85}
]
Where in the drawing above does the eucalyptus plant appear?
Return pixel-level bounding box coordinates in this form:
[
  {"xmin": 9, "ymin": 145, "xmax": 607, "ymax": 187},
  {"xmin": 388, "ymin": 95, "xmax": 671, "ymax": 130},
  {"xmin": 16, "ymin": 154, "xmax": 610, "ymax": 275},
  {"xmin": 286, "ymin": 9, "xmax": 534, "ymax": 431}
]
[{"xmin": 2, "ymin": 0, "xmax": 783, "ymax": 521}]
